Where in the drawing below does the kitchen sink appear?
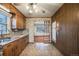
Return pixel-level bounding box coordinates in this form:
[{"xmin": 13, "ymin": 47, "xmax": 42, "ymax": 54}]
[{"xmin": 0, "ymin": 37, "xmax": 11, "ymax": 43}]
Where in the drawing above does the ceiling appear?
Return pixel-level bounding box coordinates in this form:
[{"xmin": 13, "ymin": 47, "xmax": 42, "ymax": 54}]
[{"xmin": 13, "ymin": 3, "xmax": 63, "ymax": 17}]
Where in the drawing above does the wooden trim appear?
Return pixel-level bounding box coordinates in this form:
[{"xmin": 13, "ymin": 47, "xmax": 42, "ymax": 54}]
[{"xmin": 52, "ymin": 3, "xmax": 79, "ymax": 55}]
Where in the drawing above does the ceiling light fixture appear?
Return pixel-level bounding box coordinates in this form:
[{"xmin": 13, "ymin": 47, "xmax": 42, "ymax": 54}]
[
  {"xmin": 42, "ymin": 10, "xmax": 46, "ymax": 14},
  {"xmin": 26, "ymin": 3, "xmax": 46, "ymax": 14},
  {"xmin": 26, "ymin": 3, "xmax": 38, "ymax": 14},
  {"xmin": 29, "ymin": 9, "xmax": 33, "ymax": 13},
  {"xmin": 26, "ymin": 5, "xmax": 30, "ymax": 10},
  {"xmin": 35, "ymin": 9, "xmax": 38, "ymax": 13},
  {"xmin": 33, "ymin": 4, "xmax": 37, "ymax": 9}
]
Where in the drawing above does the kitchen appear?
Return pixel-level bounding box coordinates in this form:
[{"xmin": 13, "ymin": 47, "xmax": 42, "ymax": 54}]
[
  {"xmin": 0, "ymin": 3, "xmax": 62, "ymax": 56},
  {"xmin": 0, "ymin": 3, "xmax": 79, "ymax": 56}
]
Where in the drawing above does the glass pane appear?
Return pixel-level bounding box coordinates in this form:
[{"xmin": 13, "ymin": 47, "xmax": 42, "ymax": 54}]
[
  {"xmin": 0, "ymin": 13, "xmax": 7, "ymax": 24},
  {"xmin": 0, "ymin": 13, "xmax": 7, "ymax": 35},
  {"xmin": 35, "ymin": 24, "xmax": 45, "ymax": 33}
]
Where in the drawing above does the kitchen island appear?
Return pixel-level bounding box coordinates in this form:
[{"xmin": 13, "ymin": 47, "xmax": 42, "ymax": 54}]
[{"xmin": 0, "ymin": 34, "xmax": 29, "ymax": 56}]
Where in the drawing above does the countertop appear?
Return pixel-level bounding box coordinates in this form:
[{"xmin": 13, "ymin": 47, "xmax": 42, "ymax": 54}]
[{"xmin": 0, "ymin": 34, "xmax": 29, "ymax": 46}]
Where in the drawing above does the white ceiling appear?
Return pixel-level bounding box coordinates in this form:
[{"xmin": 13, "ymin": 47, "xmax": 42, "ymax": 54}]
[{"xmin": 13, "ymin": 3, "xmax": 63, "ymax": 17}]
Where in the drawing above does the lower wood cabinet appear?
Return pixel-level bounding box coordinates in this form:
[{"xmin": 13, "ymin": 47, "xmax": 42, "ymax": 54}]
[
  {"xmin": 34, "ymin": 35, "xmax": 50, "ymax": 43},
  {"xmin": 3, "ymin": 35, "xmax": 29, "ymax": 56},
  {"xmin": 3, "ymin": 43, "xmax": 14, "ymax": 56}
]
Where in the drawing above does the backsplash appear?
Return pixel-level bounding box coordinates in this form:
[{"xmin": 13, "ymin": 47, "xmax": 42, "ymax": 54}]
[
  {"xmin": 11, "ymin": 29, "xmax": 29, "ymax": 36},
  {"xmin": 13, "ymin": 31, "xmax": 24, "ymax": 35}
]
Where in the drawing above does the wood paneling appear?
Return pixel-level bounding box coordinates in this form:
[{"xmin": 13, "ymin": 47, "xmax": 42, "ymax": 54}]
[{"xmin": 52, "ymin": 4, "xmax": 79, "ymax": 55}]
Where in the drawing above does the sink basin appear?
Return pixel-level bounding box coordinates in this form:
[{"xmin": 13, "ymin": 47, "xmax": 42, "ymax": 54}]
[
  {"xmin": 12, "ymin": 36, "xmax": 20, "ymax": 39},
  {"xmin": 0, "ymin": 38, "xmax": 11, "ymax": 43}
]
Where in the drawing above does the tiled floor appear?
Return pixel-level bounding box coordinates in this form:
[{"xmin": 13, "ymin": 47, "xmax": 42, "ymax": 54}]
[{"xmin": 20, "ymin": 43, "xmax": 62, "ymax": 56}]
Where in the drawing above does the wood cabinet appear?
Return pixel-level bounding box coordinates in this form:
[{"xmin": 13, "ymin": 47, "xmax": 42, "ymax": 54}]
[
  {"xmin": 16, "ymin": 14, "xmax": 26, "ymax": 30},
  {"xmin": 3, "ymin": 43, "xmax": 14, "ymax": 56},
  {"xmin": 3, "ymin": 3, "xmax": 26, "ymax": 30},
  {"xmin": 34, "ymin": 35, "xmax": 50, "ymax": 43},
  {"xmin": 3, "ymin": 35, "xmax": 29, "ymax": 56}
]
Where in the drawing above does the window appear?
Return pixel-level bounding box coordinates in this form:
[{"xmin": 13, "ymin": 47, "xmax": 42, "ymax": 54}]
[
  {"xmin": 34, "ymin": 20, "xmax": 50, "ymax": 35},
  {"xmin": 0, "ymin": 13, "xmax": 8, "ymax": 35},
  {"xmin": 35, "ymin": 24, "xmax": 45, "ymax": 33}
]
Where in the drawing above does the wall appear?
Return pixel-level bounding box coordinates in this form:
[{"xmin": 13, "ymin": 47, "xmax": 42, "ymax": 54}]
[
  {"xmin": 26, "ymin": 18, "xmax": 51, "ymax": 43},
  {"xmin": 52, "ymin": 3, "xmax": 79, "ymax": 55}
]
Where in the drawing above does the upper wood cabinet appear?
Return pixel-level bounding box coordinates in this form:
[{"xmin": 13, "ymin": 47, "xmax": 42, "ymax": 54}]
[
  {"xmin": 3, "ymin": 3, "xmax": 26, "ymax": 30},
  {"xmin": 15, "ymin": 12, "xmax": 26, "ymax": 30}
]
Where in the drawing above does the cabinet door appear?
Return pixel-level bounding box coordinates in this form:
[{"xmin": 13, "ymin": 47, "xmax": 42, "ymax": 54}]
[
  {"xmin": 13, "ymin": 40, "xmax": 23, "ymax": 56},
  {"xmin": 14, "ymin": 40, "xmax": 21, "ymax": 56},
  {"xmin": 3, "ymin": 47, "xmax": 12, "ymax": 56},
  {"xmin": 22, "ymin": 16, "xmax": 26, "ymax": 29},
  {"xmin": 23, "ymin": 17, "xmax": 26, "ymax": 29},
  {"xmin": 3, "ymin": 43, "xmax": 14, "ymax": 56},
  {"xmin": 20, "ymin": 14, "xmax": 25, "ymax": 29},
  {"xmin": 16, "ymin": 14, "xmax": 22, "ymax": 29}
]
